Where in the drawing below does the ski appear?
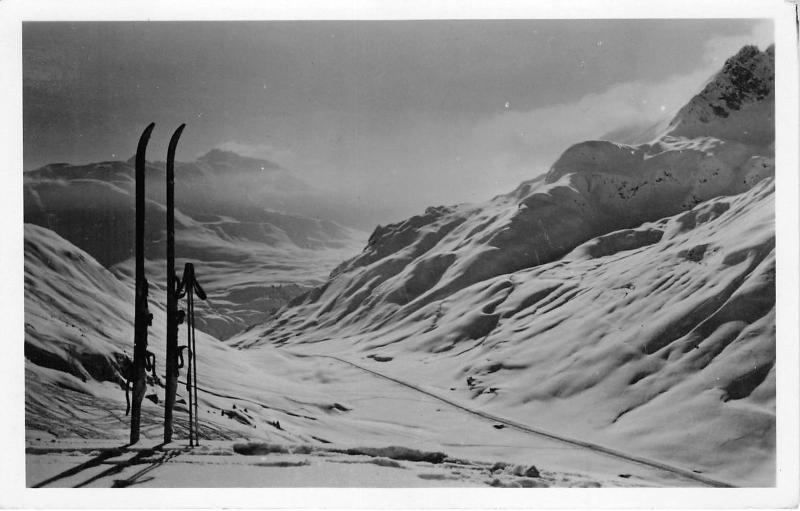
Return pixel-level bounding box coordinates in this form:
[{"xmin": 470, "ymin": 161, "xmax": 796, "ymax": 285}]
[
  {"xmin": 130, "ymin": 122, "xmax": 156, "ymax": 445},
  {"xmin": 163, "ymin": 123, "xmax": 186, "ymax": 444}
]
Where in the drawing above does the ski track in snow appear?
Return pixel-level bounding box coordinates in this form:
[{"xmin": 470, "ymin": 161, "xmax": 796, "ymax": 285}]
[{"xmin": 289, "ymin": 352, "xmax": 733, "ymax": 488}]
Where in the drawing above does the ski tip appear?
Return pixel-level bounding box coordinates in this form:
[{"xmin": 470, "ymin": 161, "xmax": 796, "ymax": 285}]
[
  {"xmin": 137, "ymin": 122, "xmax": 156, "ymax": 146},
  {"xmin": 170, "ymin": 123, "xmax": 186, "ymax": 141},
  {"xmin": 167, "ymin": 124, "xmax": 186, "ymax": 159},
  {"xmin": 136, "ymin": 123, "xmax": 156, "ymax": 165}
]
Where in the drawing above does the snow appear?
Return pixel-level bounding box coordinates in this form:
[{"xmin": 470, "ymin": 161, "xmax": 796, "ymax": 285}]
[{"xmin": 27, "ymin": 440, "xmax": 637, "ymax": 488}]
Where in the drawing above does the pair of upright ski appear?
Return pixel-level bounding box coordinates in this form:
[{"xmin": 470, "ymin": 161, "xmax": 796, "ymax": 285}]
[{"xmin": 130, "ymin": 123, "xmax": 205, "ymax": 446}]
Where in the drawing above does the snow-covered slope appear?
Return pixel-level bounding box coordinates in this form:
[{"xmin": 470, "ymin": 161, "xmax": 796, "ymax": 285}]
[
  {"xmin": 234, "ymin": 179, "xmax": 775, "ymax": 486},
  {"xmin": 26, "ymin": 225, "xmax": 693, "ymax": 487},
  {"xmin": 231, "ymin": 45, "xmax": 775, "ymax": 486},
  {"xmin": 24, "ymin": 223, "xmax": 322, "ymax": 444},
  {"xmin": 24, "ymin": 149, "xmax": 365, "ymax": 338}
]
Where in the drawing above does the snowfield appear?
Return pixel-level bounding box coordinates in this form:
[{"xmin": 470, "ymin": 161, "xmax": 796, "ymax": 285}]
[{"xmin": 24, "ymin": 45, "xmax": 776, "ymax": 488}]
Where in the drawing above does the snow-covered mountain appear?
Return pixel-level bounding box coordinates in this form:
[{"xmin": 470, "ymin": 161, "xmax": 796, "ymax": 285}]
[
  {"xmin": 239, "ymin": 45, "xmax": 773, "ymax": 342},
  {"xmin": 230, "ymin": 45, "xmax": 775, "ymax": 485},
  {"xmin": 24, "ymin": 149, "xmax": 366, "ymax": 338}
]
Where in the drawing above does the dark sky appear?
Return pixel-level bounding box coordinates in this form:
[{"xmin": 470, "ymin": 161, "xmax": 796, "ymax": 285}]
[{"xmin": 23, "ymin": 19, "xmax": 772, "ymax": 225}]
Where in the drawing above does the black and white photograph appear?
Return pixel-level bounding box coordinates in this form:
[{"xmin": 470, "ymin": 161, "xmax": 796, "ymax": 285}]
[{"xmin": 1, "ymin": 0, "xmax": 798, "ymax": 506}]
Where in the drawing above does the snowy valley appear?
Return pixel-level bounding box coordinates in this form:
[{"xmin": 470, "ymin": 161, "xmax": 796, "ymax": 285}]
[{"xmin": 24, "ymin": 44, "xmax": 776, "ymax": 488}]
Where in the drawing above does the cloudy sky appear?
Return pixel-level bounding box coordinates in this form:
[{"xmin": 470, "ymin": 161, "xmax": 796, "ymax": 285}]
[{"xmin": 23, "ymin": 19, "xmax": 772, "ymax": 228}]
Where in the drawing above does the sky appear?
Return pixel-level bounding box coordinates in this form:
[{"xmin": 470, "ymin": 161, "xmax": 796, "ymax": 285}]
[{"xmin": 23, "ymin": 19, "xmax": 773, "ymax": 229}]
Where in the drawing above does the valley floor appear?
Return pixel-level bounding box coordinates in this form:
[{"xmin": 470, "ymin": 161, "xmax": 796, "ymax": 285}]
[{"xmin": 26, "ymin": 349, "xmax": 725, "ymax": 489}]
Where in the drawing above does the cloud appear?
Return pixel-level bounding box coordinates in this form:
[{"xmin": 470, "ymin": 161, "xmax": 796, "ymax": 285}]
[
  {"xmin": 701, "ymin": 20, "xmax": 774, "ymax": 67},
  {"xmin": 205, "ymin": 21, "xmax": 776, "ymax": 228},
  {"xmin": 213, "ymin": 140, "xmax": 299, "ymax": 169},
  {"xmin": 469, "ymin": 71, "xmax": 706, "ymax": 174},
  {"xmin": 464, "ymin": 20, "xmax": 775, "ymax": 190}
]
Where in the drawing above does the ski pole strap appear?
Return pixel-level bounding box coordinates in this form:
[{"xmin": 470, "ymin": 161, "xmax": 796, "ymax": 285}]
[
  {"xmin": 138, "ymin": 278, "xmax": 154, "ymax": 326},
  {"xmin": 145, "ymin": 351, "xmax": 156, "ymax": 376},
  {"xmin": 177, "ymin": 346, "xmax": 188, "ymax": 368},
  {"xmin": 124, "ymin": 377, "xmax": 133, "ymax": 415},
  {"xmin": 174, "ymin": 273, "xmax": 185, "ymax": 299},
  {"xmin": 180, "ymin": 263, "xmax": 207, "ymax": 301}
]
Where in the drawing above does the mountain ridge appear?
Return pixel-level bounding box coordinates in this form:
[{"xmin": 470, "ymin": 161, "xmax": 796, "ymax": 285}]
[{"xmin": 263, "ymin": 44, "xmax": 774, "ymax": 333}]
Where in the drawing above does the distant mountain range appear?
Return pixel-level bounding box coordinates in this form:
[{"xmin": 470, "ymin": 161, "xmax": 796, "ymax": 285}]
[{"xmin": 24, "ymin": 148, "xmax": 366, "ymax": 338}]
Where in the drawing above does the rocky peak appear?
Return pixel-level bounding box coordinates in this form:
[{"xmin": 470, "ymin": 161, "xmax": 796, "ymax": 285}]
[{"xmin": 666, "ymin": 44, "xmax": 774, "ymax": 142}]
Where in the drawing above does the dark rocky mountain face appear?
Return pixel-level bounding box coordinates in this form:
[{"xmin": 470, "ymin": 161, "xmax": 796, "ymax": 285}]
[{"xmin": 666, "ymin": 44, "xmax": 774, "ymax": 144}]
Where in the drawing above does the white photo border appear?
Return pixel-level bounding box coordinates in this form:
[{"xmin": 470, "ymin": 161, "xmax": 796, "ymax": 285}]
[{"xmin": 0, "ymin": 0, "xmax": 797, "ymax": 509}]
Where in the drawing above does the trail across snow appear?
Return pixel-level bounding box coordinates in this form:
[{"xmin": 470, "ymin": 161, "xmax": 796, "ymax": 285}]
[{"xmin": 289, "ymin": 352, "xmax": 733, "ymax": 488}]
